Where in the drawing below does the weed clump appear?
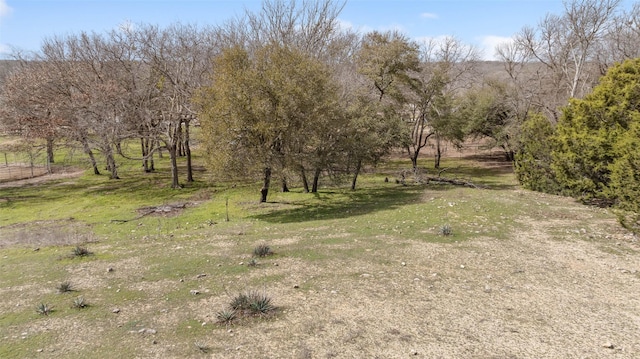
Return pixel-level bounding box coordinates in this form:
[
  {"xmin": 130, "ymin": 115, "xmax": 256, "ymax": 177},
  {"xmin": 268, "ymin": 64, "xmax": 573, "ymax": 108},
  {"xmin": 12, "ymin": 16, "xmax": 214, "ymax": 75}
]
[
  {"xmin": 72, "ymin": 296, "xmax": 88, "ymax": 309},
  {"xmin": 215, "ymin": 309, "xmax": 237, "ymax": 325},
  {"xmin": 59, "ymin": 245, "xmax": 94, "ymax": 260},
  {"xmin": 253, "ymin": 244, "xmax": 273, "ymax": 258},
  {"xmin": 57, "ymin": 281, "xmax": 74, "ymax": 293},
  {"xmin": 439, "ymin": 224, "xmax": 453, "ymax": 236},
  {"xmin": 216, "ymin": 290, "xmax": 276, "ymax": 326},
  {"xmin": 230, "ymin": 291, "xmax": 274, "ymax": 315},
  {"xmin": 36, "ymin": 303, "xmax": 53, "ymax": 316},
  {"xmin": 194, "ymin": 342, "xmax": 210, "ymax": 353},
  {"xmin": 72, "ymin": 246, "xmax": 92, "ymax": 257}
]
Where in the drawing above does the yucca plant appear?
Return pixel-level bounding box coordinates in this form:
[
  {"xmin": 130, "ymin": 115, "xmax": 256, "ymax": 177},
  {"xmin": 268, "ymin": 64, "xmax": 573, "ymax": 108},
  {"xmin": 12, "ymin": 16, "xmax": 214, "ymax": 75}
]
[
  {"xmin": 252, "ymin": 244, "xmax": 273, "ymax": 258},
  {"xmin": 215, "ymin": 309, "xmax": 237, "ymax": 325},
  {"xmin": 194, "ymin": 342, "xmax": 210, "ymax": 353},
  {"xmin": 57, "ymin": 281, "xmax": 74, "ymax": 293},
  {"xmin": 230, "ymin": 293, "xmax": 251, "ymax": 311},
  {"xmin": 440, "ymin": 224, "xmax": 453, "ymax": 236},
  {"xmin": 248, "ymin": 292, "xmax": 274, "ymax": 315},
  {"xmin": 72, "ymin": 246, "xmax": 92, "ymax": 257},
  {"xmin": 73, "ymin": 296, "xmax": 88, "ymax": 309},
  {"xmin": 36, "ymin": 303, "xmax": 53, "ymax": 316},
  {"xmin": 229, "ymin": 291, "xmax": 275, "ymax": 317}
]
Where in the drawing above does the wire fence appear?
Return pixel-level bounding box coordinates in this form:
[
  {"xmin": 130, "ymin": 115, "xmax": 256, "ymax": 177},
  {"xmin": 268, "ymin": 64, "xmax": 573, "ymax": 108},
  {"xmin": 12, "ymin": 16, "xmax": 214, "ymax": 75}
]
[
  {"xmin": 0, "ymin": 151, "xmax": 50, "ymax": 182},
  {"xmin": 0, "ymin": 145, "xmax": 88, "ymax": 183}
]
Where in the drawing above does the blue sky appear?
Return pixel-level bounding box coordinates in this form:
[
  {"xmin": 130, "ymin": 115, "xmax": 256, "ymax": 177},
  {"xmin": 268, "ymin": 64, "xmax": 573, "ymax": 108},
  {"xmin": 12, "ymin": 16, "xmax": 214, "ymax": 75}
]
[{"xmin": 0, "ymin": 0, "xmax": 629, "ymax": 60}]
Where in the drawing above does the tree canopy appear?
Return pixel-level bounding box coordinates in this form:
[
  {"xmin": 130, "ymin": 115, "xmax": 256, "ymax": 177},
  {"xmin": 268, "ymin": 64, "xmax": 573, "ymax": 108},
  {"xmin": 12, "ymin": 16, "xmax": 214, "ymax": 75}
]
[
  {"xmin": 198, "ymin": 44, "xmax": 343, "ymax": 202},
  {"xmin": 552, "ymin": 57, "xmax": 640, "ymax": 210}
]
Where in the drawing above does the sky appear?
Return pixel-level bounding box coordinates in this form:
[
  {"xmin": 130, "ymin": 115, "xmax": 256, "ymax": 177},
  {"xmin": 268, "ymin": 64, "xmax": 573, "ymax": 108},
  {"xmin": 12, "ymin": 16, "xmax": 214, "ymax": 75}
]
[{"xmin": 0, "ymin": 0, "xmax": 631, "ymax": 60}]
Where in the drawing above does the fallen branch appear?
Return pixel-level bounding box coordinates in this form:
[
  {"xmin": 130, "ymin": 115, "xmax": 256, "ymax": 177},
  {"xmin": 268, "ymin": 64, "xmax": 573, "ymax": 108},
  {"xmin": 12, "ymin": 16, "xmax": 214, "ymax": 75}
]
[
  {"xmin": 424, "ymin": 176, "xmax": 486, "ymax": 189},
  {"xmin": 111, "ymin": 203, "xmax": 188, "ymax": 223}
]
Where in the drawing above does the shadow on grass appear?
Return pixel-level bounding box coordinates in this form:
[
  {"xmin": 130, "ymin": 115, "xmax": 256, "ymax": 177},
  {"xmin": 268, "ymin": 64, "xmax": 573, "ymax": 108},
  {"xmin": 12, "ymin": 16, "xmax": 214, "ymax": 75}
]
[
  {"xmin": 444, "ymin": 166, "xmax": 518, "ymax": 190},
  {"xmin": 250, "ymin": 184, "xmax": 427, "ymax": 224},
  {"xmin": 0, "ymin": 166, "xmax": 208, "ymax": 210}
]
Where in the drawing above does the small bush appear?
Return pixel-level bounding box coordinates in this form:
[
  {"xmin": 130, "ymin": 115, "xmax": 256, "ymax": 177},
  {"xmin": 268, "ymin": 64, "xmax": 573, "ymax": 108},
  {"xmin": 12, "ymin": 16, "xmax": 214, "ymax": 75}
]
[
  {"xmin": 57, "ymin": 281, "xmax": 74, "ymax": 293},
  {"xmin": 248, "ymin": 293, "xmax": 274, "ymax": 315},
  {"xmin": 215, "ymin": 309, "xmax": 236, "ymax": 325},
  {"xmin": 73, "ymin": 296, "xmax": 88, "ymax": 309},
  {"xmin": 36, "ymin": 303, "xmax": 53, "ymax": 316},
  {"xmin": 194, "ymin": 342, "xmax": 210, "ymax": 353},
  {"xmin": 253, "ymin": 244, "xmax": 273, "ymax": 258},
  {"xmin": 230, "ymin": 293, "xmax": 251, "ymax": 311},
  {"xmin": 230, "ymin": 291, "xmax": 275, "ymax": 316},
  {"xmin": 72, "ymin": 246, "xmax": 92, "ymax": 258},
  {"xmin": 247, "ymin": 258, "xmax": 258, "ymax": 267},
  {"xmin": 440, "ymin": 224, "xmax": 452, "ymax": 236}
]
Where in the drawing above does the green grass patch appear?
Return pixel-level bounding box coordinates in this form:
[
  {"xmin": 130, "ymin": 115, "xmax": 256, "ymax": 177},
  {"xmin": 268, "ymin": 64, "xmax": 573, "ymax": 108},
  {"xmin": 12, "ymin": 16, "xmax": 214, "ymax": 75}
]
[{"xmin": 2, "ymin": 151, "xmax": 632, "ymax": 358}]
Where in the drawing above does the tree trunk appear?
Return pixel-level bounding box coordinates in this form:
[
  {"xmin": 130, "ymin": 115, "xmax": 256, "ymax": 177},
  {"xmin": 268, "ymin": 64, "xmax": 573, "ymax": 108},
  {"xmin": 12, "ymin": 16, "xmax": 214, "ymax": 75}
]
[
  {"xmin": 169, "ymin": 143, "xmax": 180, "ymax": 189},
  {"xmin": 150, "ymin": 140, "xmax": 156, "ymax": 171},
  {"xmin": 300, "ymin": 166, "xmax": 309, "ymax": 193},
  {"xmin": 46, "ymin": 137, "xmax": 54, "ymax": 164},
  {"xmin": 176, "ymin": 122, "xmax": 184, "ymax": 157},
  {"xmin": 260, "ymin": 167, "xmax": 272, "ymax": 203},
  {"xmin": 105, "ymin": 146, "xmax": 119, "ymax": 179},
  {"xmin": 81, "ymin": 137, "xmax": 100, "ymax": 175},
  {"xmin": 351, "ymin": 159, "xmax": 362, "ymax": 191},
  {"xmin": 184, "ymin": 120, "xmax": 194, "ymax": 182},
  {"xmin": 505, "ymin": 150, "xmax": 515, "ymax": 162},
  {"xmin": 281, "ymin": 176, "xmax": 289, "ymax": 192},
  {"xmin": 311, "ymin": 168, "xmax": 321, "ymax": 193},
  {"xmin": 141, "ymin": 138, "xmax": 150, "ymax": 172},
  {"xmin": 434, "ymin": 135, "xmax": 442, "ymax": 169},
  {"xmin": 410, "ymin": 154, "xmax": 418, "ymax": 170}
]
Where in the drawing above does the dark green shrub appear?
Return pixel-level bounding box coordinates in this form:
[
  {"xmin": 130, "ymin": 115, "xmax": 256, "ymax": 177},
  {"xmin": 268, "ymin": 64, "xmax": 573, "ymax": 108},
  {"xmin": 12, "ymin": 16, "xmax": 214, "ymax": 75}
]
[
  {"xmin": 551, "ymin": 58, "xmax": 640, "ymax": 209},
  {"xmin": 514, "ymin": 112, "xmax": 560, "ymax": 194}
]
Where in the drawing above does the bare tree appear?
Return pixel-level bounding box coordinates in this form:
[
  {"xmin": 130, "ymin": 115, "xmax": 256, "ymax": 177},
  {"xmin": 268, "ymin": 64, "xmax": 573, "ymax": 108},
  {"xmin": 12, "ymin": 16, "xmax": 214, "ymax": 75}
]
[
  {"xmin": 0, "ymin": 59, "xmax": 64, "ymax": 166},
  {"xmin": 405, "ymin": 36, "xmax": 480, "ymax": 169},
  {"xmin": 133, "ymin": 23, "xmax": 219, "ymax": 188},
  {"xmin": 497, "ymin": 0, "xmax": 623, "ymax": 122},
  {"xmin": 244, "ymin": 0, "xmax": 346, "ymax": 56},
  {"xmin": 597, "ymin": 2, "xmax": 640, "ymax": 70},
  {"xmin": 39, "ymin": 33, "xmax": 138, "ymax": 179}
]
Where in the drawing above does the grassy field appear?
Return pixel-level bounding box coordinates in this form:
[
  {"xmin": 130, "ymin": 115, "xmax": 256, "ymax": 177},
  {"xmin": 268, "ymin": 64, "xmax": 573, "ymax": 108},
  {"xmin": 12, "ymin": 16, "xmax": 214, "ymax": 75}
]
[{"xmin": 1, "ymin": 147, "xmax": 639, "ymax": 358}]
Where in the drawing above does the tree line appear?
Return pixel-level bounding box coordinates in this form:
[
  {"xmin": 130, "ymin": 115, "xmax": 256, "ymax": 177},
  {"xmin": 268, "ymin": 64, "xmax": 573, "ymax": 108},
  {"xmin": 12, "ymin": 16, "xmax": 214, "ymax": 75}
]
[{"xmin": 0, "ymin": 0, "xmax": 639, "ymax": 206}]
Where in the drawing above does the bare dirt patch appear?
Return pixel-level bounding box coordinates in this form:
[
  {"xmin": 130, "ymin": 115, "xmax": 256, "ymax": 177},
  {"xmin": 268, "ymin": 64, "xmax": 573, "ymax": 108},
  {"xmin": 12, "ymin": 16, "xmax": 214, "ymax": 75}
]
[
  {"xmin": 203, "ymin": 218, "xmax": 639, "ymax": 358},
  {"xmin": 0, "ymin": 168, "xmax": 84, "ymax": 189},
  {"xmin": 0, "ymin": 219, "xmax": 97, "ymax": 248}
]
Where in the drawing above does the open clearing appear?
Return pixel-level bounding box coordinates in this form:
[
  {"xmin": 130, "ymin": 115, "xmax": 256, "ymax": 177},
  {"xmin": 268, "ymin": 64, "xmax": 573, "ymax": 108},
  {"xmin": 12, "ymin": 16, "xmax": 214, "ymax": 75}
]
[{"xmin": 0, "ymin": 155, "xmax": 639, "ymax": 358}]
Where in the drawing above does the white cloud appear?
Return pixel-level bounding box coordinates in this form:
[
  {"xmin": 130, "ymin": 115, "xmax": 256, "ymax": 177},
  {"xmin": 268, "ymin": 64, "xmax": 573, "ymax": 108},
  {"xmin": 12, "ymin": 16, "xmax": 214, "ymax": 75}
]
[
  {"xmin": 420, "ymin": 12, "xmax": 438, "ymax": 19},
  {"xmin": 0, "ymin": 0, "xmax": 12, "ymax": 18},
  {"xmin": 0, "ymin": 43, "xmax": 9, "ymax": 55},
  {"xmin": 336, "ymin": 19, "xmax": 355, "ymax": 31},
  {"xmin": 414, "ymin": 35, "xmax": 449, "ymax": 46},
  {"xmin": 336, "ymin": 18, "xmax": 374, "ymax": 35},
  {"xmin": 479, "ymin": 35, "xmax": 514, "ymax": 61}
]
